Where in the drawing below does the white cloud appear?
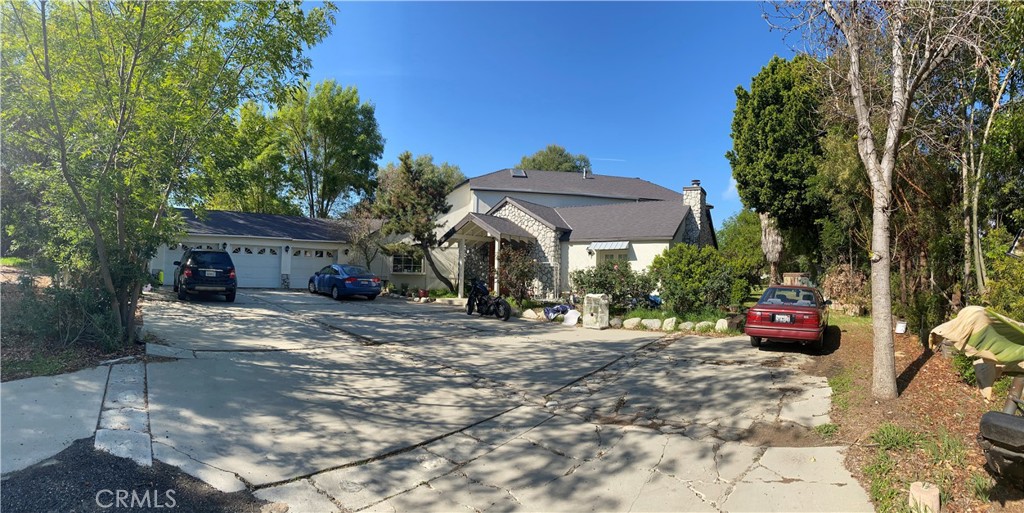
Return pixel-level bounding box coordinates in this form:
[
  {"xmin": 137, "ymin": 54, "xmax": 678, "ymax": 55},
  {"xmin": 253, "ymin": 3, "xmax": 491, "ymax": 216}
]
[{"xmin": 723, "ymin": 178, "xmax": 739, "ymax": 200}]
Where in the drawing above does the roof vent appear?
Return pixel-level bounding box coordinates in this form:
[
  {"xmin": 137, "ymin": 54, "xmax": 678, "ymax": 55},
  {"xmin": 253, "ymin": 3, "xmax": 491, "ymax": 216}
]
[
  {"xmin": 583, "ymin": 167, "xmax": 593, "ymax": 179},
  {"xmin": 511, "ymin": 168, "xmax": 527, "ymax": 178},
  {"xmin": 691, "ymin": 179, "xmax": 701, "ymax": 187}
]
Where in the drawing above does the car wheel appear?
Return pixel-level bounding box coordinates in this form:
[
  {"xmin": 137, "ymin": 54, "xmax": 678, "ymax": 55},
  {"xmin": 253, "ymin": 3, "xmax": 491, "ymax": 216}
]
[
  {"xmin": 177, "ymin": 280, "xmax": 186, "ymax": 300},
  {"xmin": 367, "ymin": 294, "xmax": 377, "ymax": 301},
  {"xmin": 813, "ymin": 335, "xmax": 824, "ymax": 353},
  {"xmin": 331, "ymin": 285, "xmax": 340, "ymax": 300},
  {"xmin": 308, "ymin": 281, "xmax": 317, "ymax": 294},
  {"xmin": 750, "ymin": 336, "xmax": 761, "ymax": 348},
  {"xmin": 225, "ymin": 291, "xmax": 236, "ymax": 303}
]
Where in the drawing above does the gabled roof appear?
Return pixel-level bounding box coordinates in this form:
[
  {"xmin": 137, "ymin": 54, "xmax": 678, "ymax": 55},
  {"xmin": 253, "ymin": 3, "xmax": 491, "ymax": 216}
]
[
  {"xmin": 176, "ymin": 208, "xmax": 352, "ymax": 242},
  {"xmin": 443, "ymin": 213, "xmax": 536, "ymax": 243},
  {"xmin": 487, "ymin": 197, "xmax": 571, "ymax": 232},
  {"xmin": 466, "ymin": 169, "xmax": 683, "ymax": 202},
  {"xmin": 554, "ymin": 201, "xmax": 691, "ymax": 242}
]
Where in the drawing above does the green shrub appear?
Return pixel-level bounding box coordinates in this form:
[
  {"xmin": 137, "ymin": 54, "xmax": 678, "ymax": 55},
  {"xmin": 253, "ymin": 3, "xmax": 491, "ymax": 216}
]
[
  {"xmin": 1, "ymin": 277, "xmax": 120, "ymax": 351},
  {"xmin": 981, "ymin": 226, "xmax": 1024, "ymax": 319},
  {"xmin": 650, "ymin": 244, "xmax": 736, "ymax": 314},
  {"xmin": 428, "ymin": 288, "xmax": 457, "ymax": 298},
  {"xmin": 952, "ymin": 352, "xmax": 978, "ymax": 386},
  {"xmin": 569, "ymin": 261, "xmax": 657, "ymax": 311}
]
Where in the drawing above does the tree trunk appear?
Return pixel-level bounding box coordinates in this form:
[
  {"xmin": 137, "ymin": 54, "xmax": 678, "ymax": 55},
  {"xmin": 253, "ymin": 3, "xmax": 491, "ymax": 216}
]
[
  {"xmin": 962, "ymin": 155, "xmax": 972, "ymax": 295},
  {"xmin": 420, "ymin": 241, "xmax": 455, "ymax": 292},
  {"xmin": 870, "ymin": 194, "xmax": 898, "ymax": 399},
  {"xmin": 972, "ymin": 175, "xmax": 987, "ymax": 294},
  {"xmin": 759, "ymin": 212, "xmax": 783, "ymax": 285}
]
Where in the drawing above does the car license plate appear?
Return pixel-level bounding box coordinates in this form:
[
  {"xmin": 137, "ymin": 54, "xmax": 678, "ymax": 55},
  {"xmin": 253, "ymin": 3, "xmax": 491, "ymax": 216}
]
[
  {"xmin": 205, "ymin": 270, "xmax": 216, "ymax": 277},
  {"xmin": 774, "ymin": 314, "xmax": 792, "ymax": 323},
  {"xmin": 360, "ymin": 280, "xmax": 369, "ymax": 286}
]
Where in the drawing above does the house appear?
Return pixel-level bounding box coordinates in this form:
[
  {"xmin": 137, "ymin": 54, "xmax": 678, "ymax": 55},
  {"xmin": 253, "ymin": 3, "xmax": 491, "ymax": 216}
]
[
  {"xmin": 150, "ymin": 169, "xmax": 716, "ymax": 297},
  {"xmin": 149, "ymin": 209, "xmax": 378, "ymax": 289},
  {"xmin": 432, "ymin": 169, "xmax": 716, "ymax": 299}
]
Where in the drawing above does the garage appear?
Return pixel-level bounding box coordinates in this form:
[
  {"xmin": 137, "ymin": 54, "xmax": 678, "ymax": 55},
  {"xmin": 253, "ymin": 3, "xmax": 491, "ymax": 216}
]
[
  {"xmin": 149, "ymin": 209, "xmax": 370, "ymax": 290},
  {"xmin": 289, "ymin": 248, "xmax": 336, "ymax": 288},
  {"xmin": 230, "ymin": 245, "xmax": 282, "ymax": 288}
]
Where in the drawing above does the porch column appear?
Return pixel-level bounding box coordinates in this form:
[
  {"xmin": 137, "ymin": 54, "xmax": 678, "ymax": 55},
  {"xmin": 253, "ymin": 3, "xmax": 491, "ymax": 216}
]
[
  {"xmin": 458, "ymin": 240, "xmax": 466, "ymax": 299},
  {"xmin": 493, "ymin": 237, "xmax": 501, "ymax": 294}
]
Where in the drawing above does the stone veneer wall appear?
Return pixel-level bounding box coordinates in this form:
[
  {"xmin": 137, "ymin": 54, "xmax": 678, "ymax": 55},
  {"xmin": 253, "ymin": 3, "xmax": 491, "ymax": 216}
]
[
  {"xmin": 491, "ymin": 203, "xmax": 560, "ymax": 299},
  {"xmin": 682, "ymin": 186, "xmax": 711, "ymax": 246}
]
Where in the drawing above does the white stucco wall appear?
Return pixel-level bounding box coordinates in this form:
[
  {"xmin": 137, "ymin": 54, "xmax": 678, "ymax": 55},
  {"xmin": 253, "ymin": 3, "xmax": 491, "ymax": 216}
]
[{"xmin": 560, "ymin": 240, "xmax": 671, "ymax": 294}]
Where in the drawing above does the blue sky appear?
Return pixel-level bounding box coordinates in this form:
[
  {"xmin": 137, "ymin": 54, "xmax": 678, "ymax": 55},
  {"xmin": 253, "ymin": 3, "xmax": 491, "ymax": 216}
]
[{"xmin": 303, "ymin": 2, "xmax": 796, "ymax": 229}]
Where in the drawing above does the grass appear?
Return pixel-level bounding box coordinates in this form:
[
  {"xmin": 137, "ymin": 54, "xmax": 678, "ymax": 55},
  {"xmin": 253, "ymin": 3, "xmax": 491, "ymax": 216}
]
[
  {"xmin": 1, "ymin": 349, "xmax": 81, "ymax": 380},
  {"xmin": 864, "ymin": 449, "xmax": 907, "ymax": 513},
  {"xmin": 621, "ymin": 307, "xmax": 671, "ymax": 320},
  {"xmin": 814, "ymin": 423, "xmax": 839, "ymax": 440},
  {"xmin": 969, "ymin": 472, "xmax": 994, "ymax": 501},
  {"xmin": 870, "ymin": 423, "xmax": 922, "ymax": 450},
  {"xmin": 1, "ymin": 256, "xmax": 31, "ymax": 268},
  {"xmin": 827, "ymin": 369, "xmax": 854, "ymax": 412},
  {"xmin": 922, "ymin": 429, "xmax": 967, "ymax": 466},
  {"xmin": 830, "ymin": 313, "xmax": 873, "ymax": 328}
]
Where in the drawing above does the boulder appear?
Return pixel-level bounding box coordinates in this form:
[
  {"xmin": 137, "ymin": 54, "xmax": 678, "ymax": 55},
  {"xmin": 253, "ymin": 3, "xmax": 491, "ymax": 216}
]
[
  {"xmin": 680, "ymin": 321, "xmax": 695, "ymax": 331},
  {"xmin": 522, "ymin": 309, "xmax": 538, "ymax": 320},
  {"xmin": 714, "ymin": 319, "xmax": 730, "ymax": 332},
  {"xmin": 623, "ymin": 318, "xmax": 642, "ymax": 329},
  {"xmin": 641, "ymin": 319, "xmax": 662, "ymax": 330},
  {"xmin": 662, "ymin": 317, "xmax": 678, "ymax": 331},
  {"xmin": 609, "ymin": 317, "xmax": 623, "ymax": 329},
  {"xmin": 694, "ymin": 321, "xmax": 715, "ymax": 332}
]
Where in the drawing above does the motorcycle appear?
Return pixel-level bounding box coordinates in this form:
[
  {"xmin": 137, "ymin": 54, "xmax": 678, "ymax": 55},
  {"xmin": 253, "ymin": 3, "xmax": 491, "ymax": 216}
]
[
  {"xmin": 466, "ymin": 278, "xmax": 512, "ymax": 321},
  {"xmin": 979, "ymin": 375, "xmax": 1024, "ymax": 483}
]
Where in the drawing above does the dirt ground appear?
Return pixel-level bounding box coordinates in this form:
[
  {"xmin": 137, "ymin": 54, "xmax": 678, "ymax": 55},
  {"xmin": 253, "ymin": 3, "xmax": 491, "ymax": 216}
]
[{"xmin": 804, "ymin": 316, "xmax": 1024, "ymax": 512}]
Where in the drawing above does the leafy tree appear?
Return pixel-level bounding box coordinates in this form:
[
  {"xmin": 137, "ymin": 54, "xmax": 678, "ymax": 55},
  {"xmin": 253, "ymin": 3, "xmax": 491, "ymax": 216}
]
[
  {"xmin": 519, "ymin": 144, "xmax": 591, "ymax": 173},
  {"xmin": 1, "ymin": 0, "xmax": 335, "ymax": 345},
  {"xmin": 280, "ymin": 79, "xmax": 384, "ymax": 218},
  {"xmin": 343, "ymin": 202, "xmax": 384, "ymax": 269},
  {"xmin": 726, "ymin": 55, "xmax": 823, "ymax": 284},
  {"xmin": 771, "ymin": 0, "xmax": 998, "ymax": 399},
  {"xmin": 717, "ymin": 209, "xmax": 765, "ymax": 290},
  {"xmin": 650, "ymin": 245, "xmax": 735, "ymax": 314},
  {"xmin": 497, "ymin": 244, "xmax": 540, "ymax": 304},
  {"xmin": 374, "ymin": 152, "xmax": 466, "ymax": 292},
  {"xmin": 205, "ymin": 101, "xmax": 301, "ymax": 215}
]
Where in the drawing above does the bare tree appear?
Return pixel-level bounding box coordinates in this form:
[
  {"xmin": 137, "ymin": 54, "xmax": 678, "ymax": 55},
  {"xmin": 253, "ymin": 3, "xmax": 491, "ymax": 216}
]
[
  {"xmin": 759, "ymin": 213, "xmax": 783, "ymax": 285},
  {"xmin": 770, "ymin": 0, "xmax": 993, "ymax": 399}
]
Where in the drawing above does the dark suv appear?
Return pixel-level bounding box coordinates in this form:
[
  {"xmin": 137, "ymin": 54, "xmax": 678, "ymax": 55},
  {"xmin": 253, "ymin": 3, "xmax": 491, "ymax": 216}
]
[{"xmin": 173, "ymin": 249, "xmax": 237, "ymax": 302}]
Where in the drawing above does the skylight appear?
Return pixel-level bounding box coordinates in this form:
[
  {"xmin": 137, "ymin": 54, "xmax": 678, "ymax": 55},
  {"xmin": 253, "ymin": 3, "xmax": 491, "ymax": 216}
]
[{"xmin": 510, "ymin": 168, "xmax": 527, "ymax": 178}]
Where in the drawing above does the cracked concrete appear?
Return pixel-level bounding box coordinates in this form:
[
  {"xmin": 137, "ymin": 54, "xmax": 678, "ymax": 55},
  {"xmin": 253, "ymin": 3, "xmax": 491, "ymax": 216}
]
[{"xmin": 135, "ymin": 289, "xmax": 871, "ymax": 511}]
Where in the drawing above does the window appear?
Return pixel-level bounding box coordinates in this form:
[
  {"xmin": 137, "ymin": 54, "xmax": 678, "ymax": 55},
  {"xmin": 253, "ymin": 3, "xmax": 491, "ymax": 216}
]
[
  {"xmin": 600, "ymin": 251, "xmax": 628, "ymax": 263},
  {"xmin": 257, "ymin": 248, "xmax": 266, "ymax": 255},
  {"xmin": 244, "ymin": 247, "xmax": 253, "ymax": 254},
  {"xmin": 269, "ymin": 249, "xmax": 278, "ymax": 255},
  {"xmin": 392, "ymin": 253, "xmax": 423, "ymax": 274},
  {"xmin": 314, "ymin": 250, "xmax": 324, "ymax": 258},
  {"xmin": 232, "ymin": 247, "xmax": 241, "ymax": 254}
]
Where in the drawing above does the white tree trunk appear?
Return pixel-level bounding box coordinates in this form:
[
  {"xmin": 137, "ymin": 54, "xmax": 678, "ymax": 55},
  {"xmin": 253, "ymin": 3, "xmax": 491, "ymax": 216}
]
[
  {"xmin": 869, "ymin": 193, "xmax": 897, "ymax": 399},
  {"xmin": 759, "ymin": 212, "xmax": 783, "ymax": 285}
]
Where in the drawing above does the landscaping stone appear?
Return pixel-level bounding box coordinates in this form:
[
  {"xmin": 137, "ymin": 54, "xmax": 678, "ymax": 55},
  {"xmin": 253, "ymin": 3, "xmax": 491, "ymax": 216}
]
[
  {"xmin": 641, "ymin": 319, "xmax": 662, "ymax": 330},
  {"xmin": 609, "ymin": 317, "xmax": 623, "ymax": 328},
  {"xmin": 680, "ymin": 321, "xmax": 695, "ymax": 331},
  {"xmin": 522, "ymin": 309, "xmax": 538, "ymax": 320},
  {"xmin": 622, "ymin": 318, "xmax": 642, "ymax": 329},
  {"xmin": 662, "ymin": 317, "xmax": 677, "ymax": 331},
  {"xmin": 909, "ymin": 482, "xmax": 940, "ymax": 513},
  {"xmin": 715, "ymin": 319, "xmax": 730, "ymax": 332},
  {"xmin": 695, "ymin": 321, "xmax": 714, "ymax": 332}
]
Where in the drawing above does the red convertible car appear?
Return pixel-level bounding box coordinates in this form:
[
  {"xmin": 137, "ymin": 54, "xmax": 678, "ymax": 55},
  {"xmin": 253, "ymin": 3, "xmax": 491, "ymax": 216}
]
[{"xmin": 745, "ymin": 285, "xmax": 830, "ymax": 352}]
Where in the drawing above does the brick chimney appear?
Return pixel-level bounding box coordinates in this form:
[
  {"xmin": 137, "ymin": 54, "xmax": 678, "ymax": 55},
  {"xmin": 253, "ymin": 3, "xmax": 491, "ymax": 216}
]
[{"xmin": 682, "ymin": 179, "xmax": 709, "ymax": 244}]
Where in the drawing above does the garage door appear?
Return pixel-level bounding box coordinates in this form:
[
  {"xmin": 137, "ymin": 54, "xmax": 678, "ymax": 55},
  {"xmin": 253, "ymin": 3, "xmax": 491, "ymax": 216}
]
[
  {"xmin": 230, "ymin": 245, "xmax": 281, "ymax": 288},
  {"xmin": 290, "ymin": 248, "xmax": 336, "ymax": 288}
]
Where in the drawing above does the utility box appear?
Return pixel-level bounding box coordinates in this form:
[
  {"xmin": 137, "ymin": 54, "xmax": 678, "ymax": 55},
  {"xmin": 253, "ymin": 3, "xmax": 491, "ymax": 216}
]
[{"xmin": 583, "ymin": 294, "xmax": 610, "ymax": 330}]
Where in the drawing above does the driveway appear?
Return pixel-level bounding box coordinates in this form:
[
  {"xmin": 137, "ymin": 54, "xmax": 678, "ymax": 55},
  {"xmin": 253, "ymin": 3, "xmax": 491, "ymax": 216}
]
[{"xmin": 135, "ymin": 289, "xmax": 869, "ymax": 511}]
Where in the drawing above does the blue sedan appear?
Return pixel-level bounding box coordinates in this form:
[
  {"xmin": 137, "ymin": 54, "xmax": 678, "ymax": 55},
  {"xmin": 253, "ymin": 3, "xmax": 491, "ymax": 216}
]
[{"xmin": 308, "ymin": 264, "xmax": 381, "ymax": 300}]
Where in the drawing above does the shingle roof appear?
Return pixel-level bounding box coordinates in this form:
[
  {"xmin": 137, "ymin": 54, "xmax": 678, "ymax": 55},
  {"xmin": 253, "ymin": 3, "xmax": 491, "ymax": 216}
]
[
  {"xmin": 452, "ymin": 213, "xmax": 536, "ymax": 240},
  {"xmin": 176, "ymin": 208, "xmax": 353, "ymax": 242},
  {"xmin": 467, "ymin": 169, "xmax": 683, "ymax": 202},
  {"xmin": 488, "ymin": 197, "xmax": 571, "ymax": 232},
  {"xmin": 554, "ymin": 201, "xmax": 691, "ymax": 242}
]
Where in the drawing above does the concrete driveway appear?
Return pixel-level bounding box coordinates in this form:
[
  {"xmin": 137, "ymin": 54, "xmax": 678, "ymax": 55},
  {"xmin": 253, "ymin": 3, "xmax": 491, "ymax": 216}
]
[{"xmin": 137, "ymin": 289, "xmax": 871, "ymax": 512}]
